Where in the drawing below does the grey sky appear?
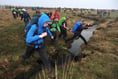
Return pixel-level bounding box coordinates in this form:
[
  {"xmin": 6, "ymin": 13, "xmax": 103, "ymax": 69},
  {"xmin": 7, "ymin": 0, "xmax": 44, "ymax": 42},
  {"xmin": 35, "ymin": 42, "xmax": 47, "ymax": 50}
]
[{"xmin": 0, "ymin": 0, "xmax": 118, "ymax": 9}]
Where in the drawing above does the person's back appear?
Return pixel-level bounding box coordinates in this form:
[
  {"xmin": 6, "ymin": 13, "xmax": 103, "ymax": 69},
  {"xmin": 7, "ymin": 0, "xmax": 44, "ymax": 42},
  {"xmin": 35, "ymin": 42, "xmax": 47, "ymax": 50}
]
[
  {"xmin": 58, "ymin": 17, "xmax": 66, "ymax": 26},
  {"xmin": 72, "ymin": 21, "xmax": 82, "ymax": 34}
]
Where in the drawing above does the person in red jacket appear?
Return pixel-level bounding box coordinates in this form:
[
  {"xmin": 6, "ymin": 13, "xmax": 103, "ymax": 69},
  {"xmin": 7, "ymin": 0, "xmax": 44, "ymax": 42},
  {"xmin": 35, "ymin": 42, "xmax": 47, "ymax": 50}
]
[{"xmin": 50, "ymin": 11, "xmax": 60, "ymax": 20}]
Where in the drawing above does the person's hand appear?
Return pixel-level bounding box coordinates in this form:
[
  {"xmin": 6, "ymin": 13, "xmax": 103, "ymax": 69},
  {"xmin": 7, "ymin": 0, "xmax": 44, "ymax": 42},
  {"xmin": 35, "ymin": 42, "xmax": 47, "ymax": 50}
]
[
  {"xmin": 39, "ymin": 32, "xmax": 47, "ymax": 38},
  {"xmin": 66, "ymin": 27, "xmax": 69, "ymax": 30},
  {"xmin": 24, "ymin": 30, "xmax": 26, "ymax": 32},
  {"xmin": 87, "ymin": 23, "xmax": 90, "ymax": 26},
  {"xmin": 51, "ymin": 36, "xmax": 54, "ymax": 39}
]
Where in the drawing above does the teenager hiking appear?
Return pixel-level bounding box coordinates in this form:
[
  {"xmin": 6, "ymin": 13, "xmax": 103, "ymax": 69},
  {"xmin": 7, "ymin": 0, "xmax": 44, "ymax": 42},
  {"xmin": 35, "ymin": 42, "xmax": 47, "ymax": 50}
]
[
  {"xmin": 50, "ymin": 17, "xmax": 60, "ymax": 43},
  {"xmin": 58, "ymin": 17, "xmax": 69, "ymax": 40},
  {"xmin": 66, "ymin": 21, "xmax": 91, "ymax": 45},
  {"xmin": 22, "ymin": 13, "xmax": 54, "ymax": 77},
  {"xmin": 21, "ymin": 9, "xmax": 31, "ymax": 26},
  {"xmin": 11, "ymin": 7, "xmax": 17, "ymax": 19},
  {"xmin": 50, "ymin": 11, "xmax": 60, "ymax": 20},
  {"xmin": 18, "ymin": 8, "xmax": 23, "ymax": 19}
]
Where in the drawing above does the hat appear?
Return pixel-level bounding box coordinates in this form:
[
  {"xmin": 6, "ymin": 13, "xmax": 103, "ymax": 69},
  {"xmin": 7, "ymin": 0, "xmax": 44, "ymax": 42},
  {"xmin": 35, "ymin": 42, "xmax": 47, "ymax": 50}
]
[{"xmin": 22, "ymin": 8, "xmax": 26, "ymax": 11}]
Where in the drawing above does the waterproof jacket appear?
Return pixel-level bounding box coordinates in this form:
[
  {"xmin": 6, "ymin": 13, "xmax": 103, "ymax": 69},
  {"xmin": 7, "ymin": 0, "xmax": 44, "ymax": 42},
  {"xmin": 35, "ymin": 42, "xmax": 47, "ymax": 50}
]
[
  {"xmin": 72, "ymin": 21, "xmax": 88, "ymax": 34},
  {"xmin": 11, "ymin": 8, "xmax": 16, "ymax": 12},
  {"xmin": 58, "ymin": 17, "xmax": 66, "ymax": 26},
  {"xmin": 50, "ymin": 11, "xmax": 60, "ymax": 20},
  {"xmin": 26, "ymin": 14, "xmax": 53, "ymax": 48},
  {"xmin": 50, "ymin": 20, "xmax": 60, "ymax": 32},
  {"xmin": 21, "ymin": 12, "xmax": 31, "ymax": 23}
]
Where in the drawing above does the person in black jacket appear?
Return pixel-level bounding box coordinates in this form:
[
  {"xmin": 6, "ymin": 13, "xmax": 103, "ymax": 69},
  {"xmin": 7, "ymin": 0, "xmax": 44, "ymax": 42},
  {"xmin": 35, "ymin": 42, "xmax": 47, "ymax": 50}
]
[
  {"xmin": 66, "ymin": 21, "xmax": 91, "ymax": 45},
  {"xmin": 21, "ymin": 9, "xmax": 31, "ymax": 26}
]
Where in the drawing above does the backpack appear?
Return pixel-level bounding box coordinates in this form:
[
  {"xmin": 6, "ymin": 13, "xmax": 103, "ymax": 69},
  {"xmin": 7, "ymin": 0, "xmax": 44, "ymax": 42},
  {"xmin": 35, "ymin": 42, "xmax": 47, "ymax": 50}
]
[
  {"xmin": 25, "ymin": 15, "xmax": 41, "ymax": 44},
  {"xmin": 72, "ymin": 22, "xmax": 82, "ymax": 33},
  {"xmin": 25, "ymin": 14, "xmax": 41, "ymax": 34}
]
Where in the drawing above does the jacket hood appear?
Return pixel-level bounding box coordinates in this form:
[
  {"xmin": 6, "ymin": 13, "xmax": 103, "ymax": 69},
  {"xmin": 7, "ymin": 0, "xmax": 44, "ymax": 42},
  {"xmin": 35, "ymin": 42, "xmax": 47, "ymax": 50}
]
[{"xmin": 38, "ymin": 14, "xmax": 51, "ymax": 28}]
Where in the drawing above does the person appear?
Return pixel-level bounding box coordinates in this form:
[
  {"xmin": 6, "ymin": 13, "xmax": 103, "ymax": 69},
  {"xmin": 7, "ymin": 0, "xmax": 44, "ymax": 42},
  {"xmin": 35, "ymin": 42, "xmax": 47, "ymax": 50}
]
[
  {"xmin": 108, "ymin": 10, "xmax": 111, "ymax": 16},
  {"xmin": 66, "ymin": 21, "xmax": 91, "ymax": 45},
  {"xmin": 50, "ymin": 17, "xmax": 60, "ymax": 43},
  {"xmin": 18, "ymin": 8, "xmax": 23, "ymax": 19},
  {"xmin": 11, "ymin": 7, "xmax": 17, "ymax": 19},
  {"xmin": 58, "ymin": 17, "xmax": 69, "ymax": 40},
  {"xmin": 32, "ymin": 10, "xmax": 41, "ymax": 17},
  {"xmin": 22, "ymin": 13, "xmax": 54, "ymax": 77},
  {"xmin": 50, "ymin": 11, "xmax": 60, "ymax": 20},
  {"xmin": 21, "ymin": 9, "xmax": 31, "ymax": 26}
]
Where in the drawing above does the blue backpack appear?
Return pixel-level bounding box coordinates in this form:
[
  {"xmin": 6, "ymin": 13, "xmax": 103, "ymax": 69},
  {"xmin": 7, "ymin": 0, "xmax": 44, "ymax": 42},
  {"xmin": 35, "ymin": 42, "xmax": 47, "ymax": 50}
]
[{"xmin": 72, "ymin": 21, "xmax": 82, "ymax": 33}]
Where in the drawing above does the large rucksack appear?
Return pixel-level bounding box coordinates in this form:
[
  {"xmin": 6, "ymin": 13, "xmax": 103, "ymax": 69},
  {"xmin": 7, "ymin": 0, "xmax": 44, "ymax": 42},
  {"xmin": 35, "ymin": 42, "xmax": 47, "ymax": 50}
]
[
  {"xmin": 72, "ymin": 21, "xmax": 82, "ymax": 33},
  {"xmin": 25, "ymin": 14, "xmax": 41, "ymax": 34},
  {"xmin": 24, "ymin": 15, "xmax": 41, "ymax": 44}
]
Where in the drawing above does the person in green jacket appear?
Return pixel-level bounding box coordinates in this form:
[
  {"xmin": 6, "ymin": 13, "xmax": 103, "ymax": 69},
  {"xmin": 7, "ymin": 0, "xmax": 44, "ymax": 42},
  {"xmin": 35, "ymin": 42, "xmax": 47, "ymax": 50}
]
[
  {"xmin": 50, "ymin": 17, "xmax": 60, "ymax": 42},
  {"xmin": 18, "ymin": 8, "xmax": 23, "ymax": 18},
  {"xmin": 58, "ymin": 17, "xmax": 69, "ymax": 40},
  {"xmin": 11, "ymin": 7, "xmax": 17, "ymax": 19}
]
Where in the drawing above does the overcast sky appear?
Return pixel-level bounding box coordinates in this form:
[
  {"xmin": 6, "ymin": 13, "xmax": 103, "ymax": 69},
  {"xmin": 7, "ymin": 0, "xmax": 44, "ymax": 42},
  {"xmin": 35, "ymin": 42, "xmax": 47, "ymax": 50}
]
[{"xmin": 0, "ymin": 0, "xmax": 118, "ymax": 9}]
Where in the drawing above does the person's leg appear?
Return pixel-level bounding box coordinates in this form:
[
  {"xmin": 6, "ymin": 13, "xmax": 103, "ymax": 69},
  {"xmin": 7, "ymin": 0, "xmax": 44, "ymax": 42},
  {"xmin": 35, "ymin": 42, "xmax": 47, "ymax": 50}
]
[
  {"xmin": 66, "ymin": 34, "xmax": 77, "ymax": 42},
  {"xmin": 38, "ymin": 46, "xmax": 55, "ymax": 77},
  {"xmin": 79, "ymin": 34, "xmax": 88, "ymax": 45},
  {"xmin": 22, "ymin": 46, "xmax": 35, "ymax": 60},
  {"xmin": 54, "ymin": 32, "xmax": 57, "ymax": 40},
  {"xmin": 59, "ymin": 31, "xmax": 62, "ymax": 38},
  {"xmin": 58, "ymin": 27, "xmax": 63, "ymax": 38},
  {"xmin": 38, "ymin": 47, "xmax": 54, "ymax": 77},
  {"xmin": 38, "ymin": 47, "xmax": 51, "ymax": 70},
  {"xmin": 63, "ymin": 30, "xmax": 67, "ymax": 40},
  {"xmin": 13, "ymin": 14, "xmax": 16, "ymax": 19}
]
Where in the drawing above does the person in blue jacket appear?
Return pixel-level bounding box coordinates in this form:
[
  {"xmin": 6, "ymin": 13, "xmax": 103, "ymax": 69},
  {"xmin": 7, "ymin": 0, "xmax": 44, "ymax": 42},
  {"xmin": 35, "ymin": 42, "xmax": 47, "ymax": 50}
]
[
  {"xmin": 66, "ymin": 21, "xmax": 90, "ymax": 45},
  {"xmin": 22, "ymin": 14, "xmax": 54, "ymax": 77}
]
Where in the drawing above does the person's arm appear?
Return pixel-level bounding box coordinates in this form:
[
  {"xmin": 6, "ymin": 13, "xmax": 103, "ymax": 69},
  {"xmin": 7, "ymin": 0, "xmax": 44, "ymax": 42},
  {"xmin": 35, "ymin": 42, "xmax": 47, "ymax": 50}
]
[
  {"xmin": 26, "ymin": 24, "xmax": 43, "ymax": 43},
  {"xmin": 81, "ymin": 26, "xmax": 89, "ymax": 30},
  {"xmin": 63, "ymin": 23, "xmax": 69, "ymax": 30},
  {"xmin": 46, "ymin": 27, "xmax": 54, "ymax": 39},
  {"xmin": 56, "ymin": 22, "xmax": 61, "ymax": 32}
]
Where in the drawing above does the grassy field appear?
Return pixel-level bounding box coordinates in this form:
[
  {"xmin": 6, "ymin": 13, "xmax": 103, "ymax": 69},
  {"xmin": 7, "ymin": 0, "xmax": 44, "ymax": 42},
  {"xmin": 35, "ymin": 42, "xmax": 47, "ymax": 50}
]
[{"xmin": 0, "ymin": 8, "xmax": 118, "ymax": 79}]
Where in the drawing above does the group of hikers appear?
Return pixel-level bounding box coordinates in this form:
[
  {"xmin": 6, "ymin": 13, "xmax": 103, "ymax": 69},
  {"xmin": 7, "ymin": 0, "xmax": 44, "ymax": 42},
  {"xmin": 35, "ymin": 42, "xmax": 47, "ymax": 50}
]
[
  {"xmin": 11, "ymin": 7, "xmax": 31, "ymax": 25},
  {"xmin": 15, "ymin": 8, "xmax": 91, "ymax": 77}
]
